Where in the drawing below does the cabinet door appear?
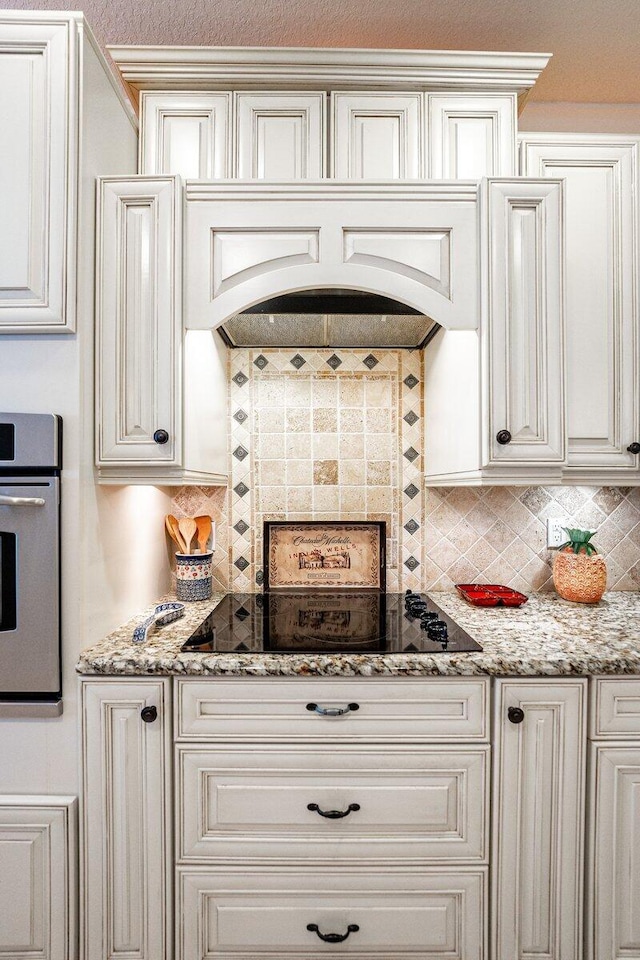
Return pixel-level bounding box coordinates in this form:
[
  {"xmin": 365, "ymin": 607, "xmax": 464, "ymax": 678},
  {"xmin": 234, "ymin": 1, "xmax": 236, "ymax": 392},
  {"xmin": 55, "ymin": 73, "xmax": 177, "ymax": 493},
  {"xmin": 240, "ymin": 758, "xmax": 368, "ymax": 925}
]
[
  {"xmin": 235, "ymin": 93, "xmax": 325, "ymax": 178},
  {"xmin": 0, "ymin": 16, "xmax": 77, "ymax": 332},
  {"xmin": 492, "ymin": 680, "xmax": 587, "ymax": 960},
  {"xmin": 331, "ymin": 93, "xmax": 423, "ymax": 178},
  {"xmin": 520, "ymin": 135, "xmax": 640, "ymax": 477},
  {"xmin": 428, "ymin": 94, "xmax": 516, "ymax": 177},
  {"xmin": 484, "ymin": 178, "xmax": 565, "ymax": 466},
  {"xmin": 588, "ymin": 744, "xmax": 640, "ymax": 960},
  {"xmin": 140, "ymin": 92, "xmax": 231, "ymax": 178},
  {"xmin": 96, "ymin": 177, "xmax": 182, "ymax": 465},
  {"xmin": 81, "ymin": 679, "xmax": 172, "ymax": 960}
]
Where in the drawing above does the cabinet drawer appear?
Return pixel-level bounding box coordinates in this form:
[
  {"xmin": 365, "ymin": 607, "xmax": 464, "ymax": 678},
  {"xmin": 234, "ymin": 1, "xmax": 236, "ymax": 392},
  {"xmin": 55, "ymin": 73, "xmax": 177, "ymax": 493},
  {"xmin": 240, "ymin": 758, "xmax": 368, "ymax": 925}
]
[
  {"xmin": 177, "ymin": 744, "xmax": 489, "ymax": 863},
  {"xmin": 591, "ymin": 678, "xmax": 640, "ymax": 738},
  {"xmin": 175, "ymin": 678, "xmax": 489, "ymax": 742},
  {"xmin": 177, "ymin": 867, "xmax": 486, "ymax": 959}
]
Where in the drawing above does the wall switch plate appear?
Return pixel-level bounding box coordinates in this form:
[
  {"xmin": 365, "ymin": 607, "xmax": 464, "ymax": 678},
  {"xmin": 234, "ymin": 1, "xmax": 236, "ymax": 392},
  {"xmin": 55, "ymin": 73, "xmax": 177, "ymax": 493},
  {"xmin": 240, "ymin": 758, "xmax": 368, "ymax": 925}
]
[{"xmin": 546, "ymin": 518, "xmax": 567, "ymax": 549}]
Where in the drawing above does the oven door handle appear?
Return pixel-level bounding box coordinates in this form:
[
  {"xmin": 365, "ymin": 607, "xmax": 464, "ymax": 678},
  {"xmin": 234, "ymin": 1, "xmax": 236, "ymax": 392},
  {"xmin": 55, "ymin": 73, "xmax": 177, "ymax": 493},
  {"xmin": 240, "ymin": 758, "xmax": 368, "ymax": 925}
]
[{"xmin": 0, "ymin": 495, "xmax": 46, "ymax": 506}]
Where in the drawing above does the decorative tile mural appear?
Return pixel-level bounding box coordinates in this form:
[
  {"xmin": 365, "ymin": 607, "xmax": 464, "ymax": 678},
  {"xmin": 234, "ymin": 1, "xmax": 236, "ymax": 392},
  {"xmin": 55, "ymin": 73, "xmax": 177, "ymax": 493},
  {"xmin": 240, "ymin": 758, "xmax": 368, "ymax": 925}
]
[{"xmin": 171, "ymin": 344, "xmax": 640, "ymax": 594}]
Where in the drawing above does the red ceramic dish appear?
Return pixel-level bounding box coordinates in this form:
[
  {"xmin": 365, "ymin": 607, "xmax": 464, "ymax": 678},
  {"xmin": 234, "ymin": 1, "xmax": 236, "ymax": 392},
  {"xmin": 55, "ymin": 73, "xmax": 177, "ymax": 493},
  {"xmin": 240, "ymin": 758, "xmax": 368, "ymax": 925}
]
[{"xmin": 455, "ymin": 584, "xmax": 528, "ymax": 607}]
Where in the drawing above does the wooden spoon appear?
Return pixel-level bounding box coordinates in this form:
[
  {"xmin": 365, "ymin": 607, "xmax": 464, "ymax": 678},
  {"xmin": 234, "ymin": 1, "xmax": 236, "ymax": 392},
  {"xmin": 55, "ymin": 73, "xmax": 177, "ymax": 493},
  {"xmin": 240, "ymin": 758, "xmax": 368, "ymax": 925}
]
[
  {"xmin": 195, "ymin": 515, "xmax": 212, "ymax": 555},
  {"xmin": 178, "ymin": 517, "xmax": 197, "ymax": 555},
  {"xmin": 166, "ymin": 514, "xmax": 187, "ymax": 553}
]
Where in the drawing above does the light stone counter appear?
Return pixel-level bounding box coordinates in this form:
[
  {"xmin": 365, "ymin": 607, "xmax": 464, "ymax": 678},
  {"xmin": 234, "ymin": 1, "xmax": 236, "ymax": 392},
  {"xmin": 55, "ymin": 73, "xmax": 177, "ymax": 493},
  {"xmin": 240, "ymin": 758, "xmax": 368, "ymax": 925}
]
[{"xmin": 76, "ymin": 591, "xmax": 640, "ymax": 677}]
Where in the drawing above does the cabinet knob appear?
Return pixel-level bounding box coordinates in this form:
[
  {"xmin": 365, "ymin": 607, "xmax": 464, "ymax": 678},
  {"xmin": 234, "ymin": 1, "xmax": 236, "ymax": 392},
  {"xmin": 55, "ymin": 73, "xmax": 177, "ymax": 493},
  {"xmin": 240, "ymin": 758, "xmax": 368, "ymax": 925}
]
[
  {"xmin": 140, "ymin": 705, "xmax": 158, "ymax": 723},
  {"xmin": 627, "ymin": 442, "xmax": 640, "ymax": 455},
  {"xmin": 496, "ymin": 430, "xmax": 512, "ymax": 445},
  {"xmin": 508, "ymin": 706, "xmax": 525, "ymax": 724},
  {"xmin": 307, "ymin": 924, "xmax": 359, "ymax": 944},
  {"xmin": 153, "ymin": 429, "xmax": 169, "ymax": 445}
]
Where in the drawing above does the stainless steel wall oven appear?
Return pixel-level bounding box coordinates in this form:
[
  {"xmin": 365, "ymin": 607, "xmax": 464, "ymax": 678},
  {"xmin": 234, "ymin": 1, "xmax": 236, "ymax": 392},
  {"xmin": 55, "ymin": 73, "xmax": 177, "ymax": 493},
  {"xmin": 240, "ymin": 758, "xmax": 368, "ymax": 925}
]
[{"xmin": 0, "ymin": 413, "xmax": 62, "ymax": 716}]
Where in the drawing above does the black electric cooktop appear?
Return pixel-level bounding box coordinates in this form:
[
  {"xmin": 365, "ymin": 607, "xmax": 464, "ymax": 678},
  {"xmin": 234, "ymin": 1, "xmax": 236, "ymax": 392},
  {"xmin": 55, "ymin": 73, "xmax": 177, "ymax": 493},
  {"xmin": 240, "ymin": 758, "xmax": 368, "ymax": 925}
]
[{"xmin": 180, "ymin": 591, "xmax": 482, "ymax": 655}]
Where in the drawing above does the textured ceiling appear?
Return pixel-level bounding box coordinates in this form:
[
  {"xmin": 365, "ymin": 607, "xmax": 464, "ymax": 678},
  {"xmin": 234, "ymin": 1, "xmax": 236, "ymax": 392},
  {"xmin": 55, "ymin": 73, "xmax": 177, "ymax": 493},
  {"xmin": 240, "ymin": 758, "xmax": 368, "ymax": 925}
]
[{"xmin": 5, "ymin": 0, "xmax": 640, "ymax": 102}]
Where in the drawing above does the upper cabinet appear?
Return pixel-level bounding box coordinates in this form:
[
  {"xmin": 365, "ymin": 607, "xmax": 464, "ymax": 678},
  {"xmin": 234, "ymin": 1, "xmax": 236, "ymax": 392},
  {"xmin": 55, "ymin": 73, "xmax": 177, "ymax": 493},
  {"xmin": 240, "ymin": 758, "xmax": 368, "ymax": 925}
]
[
  {"xmin": 0, "ymin": 11, "xmax": 136, "ymax": 334},
  {"xmin": 331, "ymin": 93, "xmax": 424, "ymax": 178},
  {"xmin": 140, "ymin": 92, "xmax": 232, "ymax": 179},
  {"xmin": 427, "ymin": 94, "xmax": 517, "ymax": 177},
  {"xmin": 424, "ymin": 178, "xmax": 565, "ymax": 485},
  {"xmin": 520, "ymin": 134, "xmax": 640, "ymax": 483},
  {"xmin": 96, "ymin": 176, "xmax": 228, "ymax": 485},
  {"xmin": 235, "ymin": 93, "xmax": 326, "ymax": 178}
]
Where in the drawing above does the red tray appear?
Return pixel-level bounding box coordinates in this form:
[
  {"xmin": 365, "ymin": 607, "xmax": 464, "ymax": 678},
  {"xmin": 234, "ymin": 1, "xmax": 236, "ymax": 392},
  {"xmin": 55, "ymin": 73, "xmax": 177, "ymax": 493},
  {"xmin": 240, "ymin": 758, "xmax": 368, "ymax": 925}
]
[{"xmin": 455, "ymin": 583, "xmax": 528, "ymax": 607}]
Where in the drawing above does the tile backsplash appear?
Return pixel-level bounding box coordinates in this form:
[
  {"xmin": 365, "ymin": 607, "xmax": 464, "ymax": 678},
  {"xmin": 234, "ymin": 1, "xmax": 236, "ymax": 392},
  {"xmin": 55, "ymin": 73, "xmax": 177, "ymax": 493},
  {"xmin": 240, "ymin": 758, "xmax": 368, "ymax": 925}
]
[{"xmin": 171, "ymin": 344, "xmax": 640, "ymax": 594}]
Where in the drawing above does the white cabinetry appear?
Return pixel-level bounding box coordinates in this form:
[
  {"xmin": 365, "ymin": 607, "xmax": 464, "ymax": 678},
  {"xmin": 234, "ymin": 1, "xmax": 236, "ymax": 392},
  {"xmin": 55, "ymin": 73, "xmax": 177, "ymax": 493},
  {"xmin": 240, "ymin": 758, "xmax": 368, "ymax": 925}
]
[
  {"xmin": 0, "ymin": 11, "xmax": 136, "ymax": 333},
  {"xmin": 520, "ymin": 134, "xmax": 640, "ymax": 482},
  {"xmin": 96, "ymin": 176, "xmax": 228, "ymax": 484},
  {"xmin": 492, "ymin": 680, "xmax": 587, "ymax": 960},
  {"xmin": 587, "ymin": 678, "xmax": 640, "ymax": 960},
  {"xmin": 140, "ymin": 92, "xmax": 232, "ymax": 178},
  {"xmin": 80, "ymin": 680, "xmax": 172, "ymax": 960},
  {"xmin": 0, "ymin": 796, "xmax": 76, "ymax": 960},
  {"xmin": 427, "ymin": 94, "xmax": 517, "ymax": 177},
  {"xmin": 235, "ymin": 92, "xmax": 326, "ymax": 178},
  {"xmin": 331, "ymin": 93, "xmax": 424, "ymax": 178},
  {"xmin": 425, "ymin": 178, "xmax": 565, "ymax": 485}
]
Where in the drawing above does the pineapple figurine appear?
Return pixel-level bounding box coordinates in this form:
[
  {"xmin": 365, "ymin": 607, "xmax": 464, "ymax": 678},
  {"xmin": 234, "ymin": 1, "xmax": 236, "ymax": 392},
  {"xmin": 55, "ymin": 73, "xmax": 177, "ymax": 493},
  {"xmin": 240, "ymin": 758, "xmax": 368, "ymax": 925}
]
[{"xmin": 552, "ymin": 528, "xmax": 607, "ymax": 603}]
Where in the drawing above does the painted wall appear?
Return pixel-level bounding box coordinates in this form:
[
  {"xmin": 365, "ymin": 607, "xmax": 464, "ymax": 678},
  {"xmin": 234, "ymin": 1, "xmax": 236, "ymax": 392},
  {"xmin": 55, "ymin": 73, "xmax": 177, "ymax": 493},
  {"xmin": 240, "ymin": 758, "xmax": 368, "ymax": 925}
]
[{"xmin": 520, "ymin": 101, "xmax": 640, "ymax": 133}]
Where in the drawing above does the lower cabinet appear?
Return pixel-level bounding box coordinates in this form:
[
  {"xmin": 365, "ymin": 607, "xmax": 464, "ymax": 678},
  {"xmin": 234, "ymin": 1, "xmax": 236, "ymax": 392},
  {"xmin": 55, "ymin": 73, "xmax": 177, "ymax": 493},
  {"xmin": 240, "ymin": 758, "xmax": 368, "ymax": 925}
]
[
  {"xmin": 85, "ymin": 675, "xmax": 640, "ymax": 960},
  {"xmin": 80, "ymin": 679, "xmax": 172, "ymax": 960},
  {"xmin": 587, "ymin": 678, "xmax": 640, "ymax": 960},
  {"xmin": 177, "ymin": 867, "xmax": 487, "ymax": 959},
  {"xmin": 491, "ymin": 679, "xmax": 587, "ymax": 960}
]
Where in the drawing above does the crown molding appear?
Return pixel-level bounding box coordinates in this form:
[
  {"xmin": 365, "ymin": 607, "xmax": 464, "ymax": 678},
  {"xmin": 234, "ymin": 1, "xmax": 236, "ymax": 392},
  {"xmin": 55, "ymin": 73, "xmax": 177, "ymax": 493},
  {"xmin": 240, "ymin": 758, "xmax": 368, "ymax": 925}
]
[
  {"xmin": 107, "ymin": 45, "xmax": 551, "ymax": 95},
  {"xmin": 184, "ymin": 179, "xmax": 480, "ymax": 203}
]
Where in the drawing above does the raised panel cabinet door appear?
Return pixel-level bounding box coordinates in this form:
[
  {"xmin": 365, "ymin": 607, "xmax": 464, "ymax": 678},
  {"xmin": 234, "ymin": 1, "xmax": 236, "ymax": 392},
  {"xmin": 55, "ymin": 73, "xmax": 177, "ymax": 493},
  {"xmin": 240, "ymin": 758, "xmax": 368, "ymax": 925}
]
[
  {"xmin": 332, "ymin": 93, "xmax": 424, "ymax": 178},
  {"xmin": 484, "ymin": 178, "xmax": 566, "ymax": 465},
  {"xmin": 0, "ymin": 796, "xmax": 77, "ymax": 960},
  {"xmin": 588, "ymin": 744, "xmax": 640, "ymax": 960},
  {"xmin": 492, "ymin": 680, "xmax": 587, "ymax": 960},
  {"xmin": 235, "ymin": 93, "xmax": 325, "ymax": 178},
  {"xmin": 427, "ymin": 94, "xmax": 517, "ymax": 177},
  {"xmin": 0, "ymin": 15, "xmax": 78, "ymax": 332},
  {"xmin": 96, "ymin": 177, "xmax": 182, "ymax": 464},
  {"xmin": 140, "ymin": 92, "xmax": 232, "ymax": 178},
  {"xmin": 81, "ymin": 679, "xmax": 172, "ymax": 960},
  {"xmin": 520, "ymin": 135, "xmax": 640, "ymax": 477}
]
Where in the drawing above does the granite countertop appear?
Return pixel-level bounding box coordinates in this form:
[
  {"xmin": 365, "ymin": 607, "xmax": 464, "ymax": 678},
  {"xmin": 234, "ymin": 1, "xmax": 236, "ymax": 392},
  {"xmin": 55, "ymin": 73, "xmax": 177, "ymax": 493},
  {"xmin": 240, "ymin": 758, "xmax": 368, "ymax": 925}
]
[{"xmin": 76, "ymin": 591, "xmax": 640, "ymax": 677}]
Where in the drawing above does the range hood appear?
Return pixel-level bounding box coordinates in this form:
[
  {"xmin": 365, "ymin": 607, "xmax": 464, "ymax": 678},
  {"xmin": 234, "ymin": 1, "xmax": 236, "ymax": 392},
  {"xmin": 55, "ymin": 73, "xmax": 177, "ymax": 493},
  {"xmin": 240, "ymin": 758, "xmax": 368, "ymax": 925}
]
[{"xmin": 217, "ymin": 290, "xmax": 440, "ymax": 349}]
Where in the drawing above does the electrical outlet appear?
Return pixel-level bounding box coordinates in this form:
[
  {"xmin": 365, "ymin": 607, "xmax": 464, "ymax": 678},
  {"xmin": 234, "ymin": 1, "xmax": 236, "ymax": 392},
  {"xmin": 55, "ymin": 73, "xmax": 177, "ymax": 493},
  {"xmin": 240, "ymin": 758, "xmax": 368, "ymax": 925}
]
[{"xmin": 546, "ymin": 518, "xmax": 567, "ymax": 549}]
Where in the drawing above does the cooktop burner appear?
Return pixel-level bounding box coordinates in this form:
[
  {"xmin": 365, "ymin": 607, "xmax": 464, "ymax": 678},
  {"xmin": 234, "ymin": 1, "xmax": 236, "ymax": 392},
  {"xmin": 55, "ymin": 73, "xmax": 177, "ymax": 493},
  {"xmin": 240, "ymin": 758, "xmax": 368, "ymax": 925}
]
[{"xmin": 180, "ymin": 591, "xmax": 482, "ymax": 655}]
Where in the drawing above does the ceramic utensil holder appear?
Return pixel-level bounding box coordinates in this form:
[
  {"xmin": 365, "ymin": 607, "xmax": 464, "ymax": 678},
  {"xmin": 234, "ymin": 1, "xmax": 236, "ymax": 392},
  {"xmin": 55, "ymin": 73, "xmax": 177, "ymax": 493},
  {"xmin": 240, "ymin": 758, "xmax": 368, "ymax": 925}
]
[{"xmin": 175, "ymin": 552, "xmax": 213, "ymax": 601}]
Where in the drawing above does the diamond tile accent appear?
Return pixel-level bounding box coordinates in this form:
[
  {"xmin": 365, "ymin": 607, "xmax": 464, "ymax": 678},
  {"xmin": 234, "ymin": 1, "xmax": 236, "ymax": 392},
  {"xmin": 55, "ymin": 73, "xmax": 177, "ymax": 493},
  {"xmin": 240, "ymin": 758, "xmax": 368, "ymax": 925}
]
[
  {"xmin": 254, "ymin": 354, "xmax": 268, "ymax": 370},
  {"xmin": 363, "ymin": 354, "xmax": 379, "ymax": 369},
  {"xmin": 233, "ymin": 519, "xmax": 250, "ymax": 535},
  {"xmin": 233, "ymin": 408, "xmax": 248, "ymax": 425},
  {"xmin": 404, "ymin": 556, "xmax": 420, "ymax": 571},
  {"xmin": 403, "ymin": 410, "xmax": 419, "ymax": 426},
  {"xmin": 404, "ymin": 483, "xmax": 420, "ymax": 499},
  {"xmin": 290, "ymin": 354, "xmax": 306, "ymax": 369},
  {"xmin": 255, "ymin": 570, "xmax": 265, "ymax": 585},
  {"xmin": 233, "ymin": 481, "xmax": 250, "ymax": 498},
  {"xmin": 234, "ymin": 556, "xmax": 249, "ymax": 572},
  {"xmin": 404, "ymin": 446, "xmax": 419, "ymax": 463},
  {"xmin": 404, "ymin": 518, "xmax": 420, "ymax": 535},
  {"xmin": 233, "ymin": 445, "xmax": 249, "ymax": 461},
  {"xmin": 232, "ymin": 371, "xmax": 249, "ymax": 387},
  {"xmin": 403, "ymin": 374, "xmax": 419, "ymax": 389},
  {"xmin": 326, "ymin": 354, "xmax": 342, "ymax": 370}
]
